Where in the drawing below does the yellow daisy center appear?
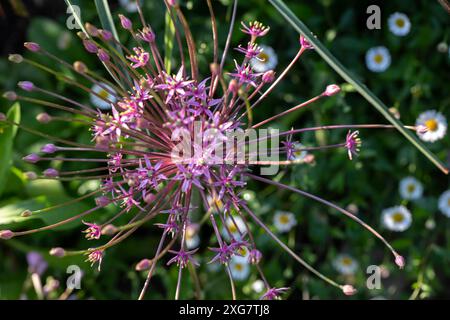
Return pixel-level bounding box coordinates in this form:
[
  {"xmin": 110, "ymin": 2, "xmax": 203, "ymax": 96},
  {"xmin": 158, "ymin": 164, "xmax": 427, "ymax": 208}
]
[
  {"xmin": 374, "ymin": 54, "xmax": 384, "ymax": 64},
  {"xmin": 425, "ymin": 119, "xmax": 438, "ymax": 132},
  {"xmin": 258, "ymin": 52, "xmax": 269, "ymax": 63},
  {"xmin": 234, "ymin": 263, "xmax": 243, "ymax": 271},
  {"xmin": 447, "ymin": 198, "xmax": 450, "ymax": 206},
  {"xmin": 395, "ymin": 18, "xmax": 405, "ymax": 28},
  {"xmin": 392, "ymin": 212, "xmax": 405, "ymax": 223},
  {"xmin": 279, "ymin": 214, "xmax": 290, "ymax": 225},
  {"xmin": 98, "ymin": 89, "xmax": 109, "ymax": 100},
  {"xmin": 341, "ymin": 257, "xmax": 353, "ymax": 266},
  {"xmin": 407, "ymin": 184, "xmax": 416, "ymax": 193},
  {"xmin": 228, "ymin": 224, "xmax": 237, "ymax": 233}
]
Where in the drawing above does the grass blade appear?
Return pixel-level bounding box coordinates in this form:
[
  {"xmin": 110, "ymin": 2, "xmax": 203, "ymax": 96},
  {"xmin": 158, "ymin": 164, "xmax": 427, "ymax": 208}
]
[
  {"xmin": 0, "ymin": 103, "xmax": 21, "ymax": 196},
  {"xmin": 164, "ymin": 8, "xmax": 176, "ymax": 73},
  {"xmin": 269, "ymin": 0, "xmax": 448, "ymax": 174}
]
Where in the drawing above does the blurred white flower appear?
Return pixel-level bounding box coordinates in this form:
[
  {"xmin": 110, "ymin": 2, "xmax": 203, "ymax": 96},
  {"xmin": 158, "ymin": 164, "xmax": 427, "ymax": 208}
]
[
  {"xmin": 185, "ymin": 223, "xmax": 200, "ymax": 249},
  {"xmin": 222, "ymin": 215, "xmax": 246, "ymax": 240},
  {"xmin": 382, "ymin": 205, "xmax": 412, "ymax": 232},
  {"xmin": 229, "ymin": 256, "xmax": 250, "ymax": 281},
  {"xmin": 119, "ymin": 0, "xmax": 139, "ymax": 13},
  {"xmin": 399, "ymin": 176, "xmax": 423, "ymax": 200},
  {"xmin": 365, "ymin": 46, "xmax": 391, "ymax": 72},
  {"xmin": 250, "ymin": 45, "xmax": 278, "ymax": 73},
  {"xmin": 251, "ymin": 279, "xmax": 265, "ymax": 293},
  {"xmin": 333, "ymin": 254, "xmax": 358, "ymax": 275},
  {"xmin": 388, "ymin": 12, "xmax": 411, "ymax": 36},
  {"xmin": 90, "ymin": 83, "xmax": 117, "ymax": 110},
  {"xmin": 273, "ymin": 211, "xmax": 297, "ymax": 233},
  {"xmin": 438, "ymin": 190, "xmax": 450, "ymax": 218},
  {"xmin": 415, "ymin": 110, "xmax": 447, "ymax": 142}
]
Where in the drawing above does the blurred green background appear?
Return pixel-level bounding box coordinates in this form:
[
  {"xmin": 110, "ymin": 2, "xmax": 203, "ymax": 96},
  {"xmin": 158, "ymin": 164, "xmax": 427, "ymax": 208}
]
[{"xmin": 0, "ymin": 0, "xmax": 449, "ymax": 300}]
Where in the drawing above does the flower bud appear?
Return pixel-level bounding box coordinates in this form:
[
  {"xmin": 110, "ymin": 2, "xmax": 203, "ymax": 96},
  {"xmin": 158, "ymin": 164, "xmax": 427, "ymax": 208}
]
[
  {"xmin": 18, "ymin": 81, "xmax": 35, "ymax": 92},
  {"xmin": 83, "ymin": 40, "xmax": 98, "ymax": 53},
  {"xmin": 0, "ymin": 230, "xmax": 14, "ymax": 240},
  {"xmin": 135, "ymin": 259, "xmax": 152, "ymax": 271},
  {"xmin": 74, "ymin": 61, "xmax": 88, "ymax": 74},
  {"xmin": 24, "ymin": 171, "xmax": 38, "ymax": 180},
  {"xmin": 21, "ymin": 209, "xmax": 33, "ymax": 217},
  {"xmin": 8, "ymin": 54, "xmax": 23, "ymax": 63},
  {"xmin": 99, "ymin": 29, "xmax": 113, "ymax": 41},
  {"xmin": 24, "ymin": 42, "xmax": 41, "ymax": 52},
  {"xmin": 262, "ymin": 70, "xmax": 275, "ymax": 83},
  {"xmin": 43, "ymin": 168, "xmax": 59, "ymax": 178},
  {"xmin": 138, "ymin": 27, "xmax": 155, "ymax": 43},
  {"xmin": 23, "ymin": 154, "xmax": 40, "ymax": 164},
  {"xmin": 49, "ymin": 247, "xmax": 66, "ymax": 257},
  {"xmin": 41, "ymin": 144, "xmax": 57, "ymax": 154},
  {"xmin": 85, "ymin": 23, "xmax": 99, "ymax": 37},
  {"xmin": 119, "ymin": 14, "xmax": 132, "ymax": 30},
  {"xmin": 228, "ymin": 79, "xmax": 239, "ymax": 94},
  {"xmin": 36, "ymin": 112, "xmax": 52, "ymax": 124},
  {"xmin": 342, "ymin": 284, "xmax": 357, "ymax": 296},
  {"xmin": 95, "ymin": 196, "xmax": 110, "ymax": 207},
  {"xmin": 101, "ymin": 224, "xmax": 118, "ymax": 235},
  {"xmin": 395, "ymin": 254, "xmax": 405, "ymax": 269},
  {"xmin": 3, "ymin": 91, "xmax": 18, "ymax": 101},
  {"xmin": 144, "ymin": 193, "xmax": 156, "ymax": 203},
  {"xmin": 323, "ymin": 84, "xmax": 341, "ymax": 97},
  {"xmin": 97, "ymin": 49, "xmax": 110, "ymax": 62},
  {"xmin": 0, "ymin": 113, "xmax": 6, "ymax": 121}
]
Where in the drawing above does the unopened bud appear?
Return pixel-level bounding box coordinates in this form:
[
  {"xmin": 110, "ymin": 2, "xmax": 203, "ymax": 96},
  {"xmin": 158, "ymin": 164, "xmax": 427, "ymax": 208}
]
[
  {"xmin": 101, "ymin": 224, "xmax": 118, "ymax": 235},
  {"xmin": 97, "ymin": 49, "xmax": 110, "ymax": 62},
  {"xmin": 3, "ymin": 91, "xmax": 18, "ymax": 101},
  {"xmin": 342, "ymin": 285, "xmax": 357, "ymax": 296},
  {"xmin": 21, "ymin": 210, "xmax": 33, "ymax": 217},
  {"xmin": 95, "ymin": 196, "xmax": 110, "ymax": 207},
  {"xmin": 49, "ymin": 247, "xmax": 66, "ymax": 257},
  {"xmin": 135, "ymin": 259, "xmax": 152, "ymax": 271},
  {"xmin": 43, "ymin": 168, "xmax": 59, "ymax": 178},
  {"xmin": 8, "ymin": 54, "xmax": 23, "ymax": 63},
  {"xmin": 73, "ymin": 61, "xmax": 88, "ymax": 74},
  {"xmin": 18, "ymin": 81, "xmax": 35, "ymax": 92},
  {"xmin": 83, "ymin": 40, "xmax": 98, "ymax": 53},
  {"xmin": 0, "ymin": 230, "xmax": 14, "ymax": 240},
  {"xmin": 23, "ymin": 153, "xmax": 40, "ymax": 164},
  {"xmin": 395, "ymin": 254, "xmax": 405, "ymax": 269},
  {"xmin": 119, "ymin": 14, "xmax": 132, "ymax": 30},
  {"xmin": 262, "ymin": 70, "xmax": 275, "ymax": 83},
  {"xmin": 85, "ymin": 23, "xmax": 99, "ymax": 37},
  {"xmin": 323, "ymin": 84, "xmax": 341, "ymax": 97},
  {"xmin": 24, "ymin": 171, "xmax": 38, "ymax": 180},
  {"xmin": 24, "ymin": 42, "xmax": 41, "ymax": 52},
  {"xmin": 228, "ymin": 79, "xmax": 239, "ymax": 94},
  {"xmin": 41, "ymin": 144, "xmax": 57, "ymax": 154},
  {"xmin": 99, "ymin": 29, "xmax": 113, "ymax": 41},
  {"xmin": 36, "ymin": 112, "xmax": 52, "ymax": 124}
]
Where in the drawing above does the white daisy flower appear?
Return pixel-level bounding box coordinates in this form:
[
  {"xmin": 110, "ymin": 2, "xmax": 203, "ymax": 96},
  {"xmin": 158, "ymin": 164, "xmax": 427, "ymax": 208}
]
[
  {"xmin": 381, "ymin": 205, "xmax": 412, "ymax": 232},
  {"xmin": 415, "ymin": 110, "xmax": 447, "ymax": 142},
  {"xmin": 333, "ymin": 254, "xmax": 359, "ymax": 275},
  {"xmin": 250, "ymin": 45, "xmax": 278, "ymax": 73},
  {"xmin": 399, "ymin": 176, "xmax": 423, "ymax": 200},
  {"xmin": 273, "ymin": 211, "xmax": 297, "ymax": 233},
  {"xmin": 90, "ymin": 83, "xmax": 117, "ymax": 110},
  {"xmin": 365, "ymin": 46, "xmax": 391, "ymax": 73},
  {"xmin": 229, "ymin": 256, "xmax": 250, "ymax": 281},
  {"xmin": 251, "ymin": 279, "xmax": 265, "ymax": 293},
  {"xmin": 388, "ymin": 12, "xmax": 411, "ymax": 37},
  {"xmin": 438, "ymin": 190, "xmax": 450, "ymax": 218},
  {"xmin": 222, "ymin": 215, "xmax": 246, "ymax": 240},
  {"xmin": 291, "ymin": 142, "xmax": 308, "ymax": 161},
  {"xmin": 119, "ymin": 0, "xmax": 139, "ymax": 13},
  {"xmin": 185, "ymin": 223, "xmax": 200, "ymax": 249}
]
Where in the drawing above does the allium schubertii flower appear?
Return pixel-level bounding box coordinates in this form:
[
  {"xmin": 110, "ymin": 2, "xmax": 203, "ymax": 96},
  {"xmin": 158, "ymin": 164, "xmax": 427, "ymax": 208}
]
[{"xmin": 1, "ymin": 0, "xmax": 431, "ymax": 299}]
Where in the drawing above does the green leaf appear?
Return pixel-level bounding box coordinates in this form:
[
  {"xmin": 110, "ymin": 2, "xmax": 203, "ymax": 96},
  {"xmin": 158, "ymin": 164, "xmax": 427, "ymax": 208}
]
[
  {"xmin": 269, "ymin": 0, "xmax": 448, "ymax": 175},
  {"xmin": 0, "ymin": 103, "xmax": 21, "ymax": 196},
  {"xmin": 164, "ymin": 8, "xmax": 176, "ymax": 73}
]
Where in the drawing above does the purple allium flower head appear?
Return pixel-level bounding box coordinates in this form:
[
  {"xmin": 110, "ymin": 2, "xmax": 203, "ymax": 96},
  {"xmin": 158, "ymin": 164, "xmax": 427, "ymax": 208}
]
[{"xmin": 5, "ymin": 1, "xmax": 416, "ymax": 299}]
